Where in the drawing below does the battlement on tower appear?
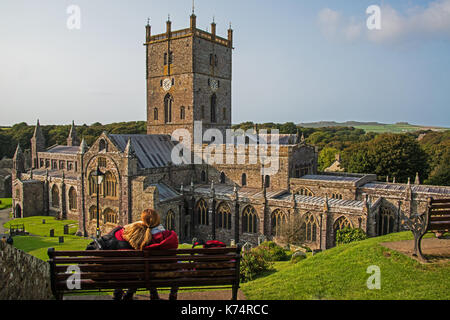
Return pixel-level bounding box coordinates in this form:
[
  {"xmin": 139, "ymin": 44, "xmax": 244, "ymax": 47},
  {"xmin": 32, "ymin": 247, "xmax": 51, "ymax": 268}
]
[{"xmin": 144, "ymin": 14, "xmax": 233, "ymax": 49}]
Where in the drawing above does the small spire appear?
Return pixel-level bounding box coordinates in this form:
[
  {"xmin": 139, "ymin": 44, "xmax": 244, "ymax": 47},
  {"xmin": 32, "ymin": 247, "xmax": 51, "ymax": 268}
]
[
  {"xmin": 14, "ymin": 144, "xmax": 23, "ymax": 158},
  {"xmin": 415, "ymin": 172, "xmax": 420, "ymax": 185},
  {"xmin": 147, "ymin": 17, "xmax": 150, "ymax": 26},
  {"xmin": 229, "ymin": 22, "xmax": 232, "ymax": 29},
  {"xmin": 192, "ymin": 0, "xmax": 195, "ymax": 14},
  {"xmin": 79, "ymin": 138, "xmax": 87, "ymax": 154},
  {"xmin": 168, "ymin": 14, "xmax": 170, "ymax": 21},
  {"xmin": 407, "ymin": 177, "xmax": 411, "ymax": 185},
  {"xmin": 124, "ymin": 138, "xmax": 134, "ymax": 157},
  {"xmin": 212, "ymin": 16, "xmax": 215, "ymax": 24}
]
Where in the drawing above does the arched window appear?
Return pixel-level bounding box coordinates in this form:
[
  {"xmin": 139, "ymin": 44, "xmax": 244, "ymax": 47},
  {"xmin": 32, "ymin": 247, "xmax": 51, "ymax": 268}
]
[
  {"xmin": 300, "ymin": 213, "xmax": 318, "ymax": 242},
  {"xmin": 196, "ymin": 199, "xmax": 209, "ymax": 226},
  {"xmin": 210, "ymin": 94, "xmax": 217, "ymax": 123},
  {"xmin": 89, "ymin": 206, "xmax": 97, "ymax": 220},
  {"xmin": 68, "ymin": 187, "xmax": 77, "ymax": 210},
  {"xmin": 104, "ymin": 171, "xmax": 117, "ymax": 198},
  {"xmin": 164, "ymin": 94, "xmax": 173, "ymax": 123},
  {"xmin": 298, "ymin": 188, "xmax": 314, "ymax": 197},
  {"xmin": 379, "ymin": 208, "xmax": 395, "ymax": 236},
  {"xmin": 102, "ymin": 208, "xmax": 118, "ymax": 225},
  {"xmin": 154, "ymin": 108, "xmax": 158, "ymax": 121},
  {"xmin": 333, "ymin": 216, "xmax": 352, "ymax": 245},
  {"xmin": 51, "ymin": 185, "xmax": 60, "ymax": 208},
  {"xmin": 216, "ymin": 202, "xmax": 232, "ymax": 230},
  {"xmin": 99, "ymin": 139, "xmax": 106, "ymax": 152},
  {"xmin": 180, "ymin": 106, "xmax": 185, "ymax": 120},
  {"xmin": 88, "ymin": 173, "xmax": 98, "ymax": 196},
  {"xmin": 264, "ymin": 175, "xmax": 270, "ymax": 188},
  {"xmin": 166, "ymin": 210, "xmax": 175, "ymax": 231},
  {"xmin": 201, "ymin": 170, "xmax": 206, "ymax": 183},
  {"xmin": 271, "ymin": 209, "xmax": 287, "ymax": 237},
  {"xmin": 241, "ymin": 173, "xmax": 247, "ymax": 187},
  {"xmin": 242, "ymin": 206, "xmax": 258, "ymax": 234},
  {"xmin": 220, "ymin": 172, "xmax": 226, "ymax": 184}
]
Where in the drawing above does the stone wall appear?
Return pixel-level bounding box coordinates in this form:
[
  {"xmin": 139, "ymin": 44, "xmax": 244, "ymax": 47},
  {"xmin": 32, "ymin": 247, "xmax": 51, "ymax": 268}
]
[{"xmin": 0, "ymin": 241, "xmax": 53, "ymax": 300}]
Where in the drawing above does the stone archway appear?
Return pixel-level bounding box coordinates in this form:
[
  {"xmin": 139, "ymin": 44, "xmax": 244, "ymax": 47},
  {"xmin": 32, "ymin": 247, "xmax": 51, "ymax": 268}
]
[{"xmin": 15, "ymin": 204, "xmax": 22, "ymax": 218}]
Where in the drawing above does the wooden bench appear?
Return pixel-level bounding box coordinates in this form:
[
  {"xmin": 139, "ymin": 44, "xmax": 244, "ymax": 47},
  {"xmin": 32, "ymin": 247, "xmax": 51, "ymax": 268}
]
[
  {"xmin": 406, "ymin": 197, "xmax": 450, "ymax": 261},
  {"xmin": 47, "ymin": 245, "xmax": 242, "ymax": 300}
]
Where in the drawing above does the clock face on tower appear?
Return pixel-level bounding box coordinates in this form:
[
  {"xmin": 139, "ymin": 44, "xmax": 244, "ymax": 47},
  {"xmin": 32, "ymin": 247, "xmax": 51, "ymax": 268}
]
[
  {"xmin": 162, "ymin": 78, "xmax": 172, "ymax": 91},
  {"xmin": 210, "ymin": 79, "xmax": 218, "ymax": 92}
]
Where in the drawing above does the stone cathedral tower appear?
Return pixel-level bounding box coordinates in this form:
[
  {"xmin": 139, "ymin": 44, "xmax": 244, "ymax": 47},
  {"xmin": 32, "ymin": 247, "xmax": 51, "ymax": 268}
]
[{"xmin": 145, "ymin": 12, "xmax": 233, "ymax": 140}]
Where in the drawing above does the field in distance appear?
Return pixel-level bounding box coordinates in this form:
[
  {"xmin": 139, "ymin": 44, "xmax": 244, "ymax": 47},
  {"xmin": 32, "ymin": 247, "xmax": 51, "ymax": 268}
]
[{"xmin": 298, "ymin": 121, "xmax": 449, "ymax": 133}]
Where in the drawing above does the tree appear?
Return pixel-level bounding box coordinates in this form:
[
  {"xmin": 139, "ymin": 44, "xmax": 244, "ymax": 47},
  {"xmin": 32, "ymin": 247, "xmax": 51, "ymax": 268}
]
[
  {"xmin": 368, "ymin": 133, "xmax": 429, "ymax": 183},
  {"xmin": 318, "ymin": 147, "xmax": 340, "ymax": 171}
]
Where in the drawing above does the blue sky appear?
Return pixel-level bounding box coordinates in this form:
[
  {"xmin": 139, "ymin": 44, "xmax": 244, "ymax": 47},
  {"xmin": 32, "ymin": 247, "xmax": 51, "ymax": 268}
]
[{"xmin": 1, "ymin": 0, "xmax": 449, "ymax": 127}]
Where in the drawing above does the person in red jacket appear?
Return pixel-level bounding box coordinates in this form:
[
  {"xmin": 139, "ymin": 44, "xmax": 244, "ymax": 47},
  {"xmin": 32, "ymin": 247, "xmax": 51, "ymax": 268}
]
[{"xmin": 115, "ymin": 209, "xmax": 179, "ymax": 301}]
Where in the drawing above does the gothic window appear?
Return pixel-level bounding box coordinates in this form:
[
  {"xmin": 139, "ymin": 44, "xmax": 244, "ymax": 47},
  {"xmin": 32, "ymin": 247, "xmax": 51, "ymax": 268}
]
[
  {"xmin": 201, "ymin": 170, "xmax": 206, "ymax": 183},
  {"xmin": 51, "ymin": 185, "xmax": 60, "ymax": 208},
  {"xmin": 88, "ymin": 173, "xmax": 98, "ymax": 196},
  {"xmin": 332, "ymin": 193, "xmax": 343, "ymax": 200},
  {"xmin": 196, "ymin": 199, "xmax": 208, "ymax": 226},
  {"xmin": 89, "ymin": 206, "xmax": 97, "ymax": 220},
  {"xmin": 264, "ymin": 175, "xmax": 270, "ymax": 188},
  {"xmin": 241, "ymin": 173, "xmax": 247, "ymax": 187},
  {"xmin": 220, "ymin": 172, "xmax": 226, "ymax": 184},
  {"xmin": 40, "ymin": 159, "xmax": 44, "ymax": 168},
  {"xmin": 164, "ymin": 94, "xmax": 173, "ymax": 123},
  {"xmin": 154, "ymin": 108, "xmax": 158, "ymax": 121},
  {"xmin": 298, "ymin": 188, "xmax": 314, "ymax": 197},
  {"xmin": 216, "ymin": 202, "xmax": 232, "ymax": 230},
  {"xmin": 104, "ymin": 171, "xmax": 117, "ymax": 198},
  {"xmin": 215, "ymin": 54, "xmax": 218, "ymax": 67},
  {"xmin": 223, "ymin": 108, "xmax": 227, "ymax": 121},
  {"xmin": 51, "ymin": 160, "xmax": 57, "ymax": 170},
  {"xmin": 242, "ymin": 206, "xmax": 258, "ymax": 234},
  {"xmin": 169, "ymin": 52, "xmax": 173, "ymax": 64},
  {"xmin": 99, "ymin": 139, "xmax": 106, "ymax": 152},
  {"xmin": 300, "ymin": 212, "xmax": 318, "ymax": 242},
  {"xmin": 68, "ymin": 187, "xmax": 77, "ymax": 210},
  {"xmin": 379, "ymin": 208, "xmax": 395, "ymax": 236},
  {"xmin": 164, "ymin": 53, "xmax": 167, "ymax": 65},
  {"xmin": 210, "ymin": 94, "xmax": 217, "ymax": 123},
  {"xmin": 333, "ymin": 216, "xmax": 352, "ymax": 245},
  {"xmin": 271, "ymin": 209, "xmax": 287, "ymax": 237},
  {"xmin": 98, "ymin": 157, "xmax": 107, "ymax": 168},
  {"xmin": 180, "ymin": 106, "xmax": 185, "ymax": 120},
  {"xmin": 166, "ymin": 210, "xmax": 175, "ymax": 231},
  {"xmin": 59, "ymin": 161, "xmax": 65, "ymax": 170},
  {"xmin": 102, "ymin": 208, "xmax": 118, "ymax": 224}
]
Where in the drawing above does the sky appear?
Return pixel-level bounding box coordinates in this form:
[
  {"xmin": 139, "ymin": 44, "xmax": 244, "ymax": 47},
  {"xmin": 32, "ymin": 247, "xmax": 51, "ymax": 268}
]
[{"xmin": 0, "ymin": 0, "xmax": 450, "ymax": 127}]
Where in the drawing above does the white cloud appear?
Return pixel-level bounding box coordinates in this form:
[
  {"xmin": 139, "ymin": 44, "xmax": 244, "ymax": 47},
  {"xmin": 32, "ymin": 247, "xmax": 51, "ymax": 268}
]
[{"xmin": 318, "ymin": 0, "xmax": 450, "ymax": 45}]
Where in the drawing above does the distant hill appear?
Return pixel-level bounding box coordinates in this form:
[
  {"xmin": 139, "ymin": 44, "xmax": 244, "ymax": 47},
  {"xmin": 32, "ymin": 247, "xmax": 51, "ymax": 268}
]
[{"xmin": 298, "ymin": 121, "xmax": 448, "ymax": 133}]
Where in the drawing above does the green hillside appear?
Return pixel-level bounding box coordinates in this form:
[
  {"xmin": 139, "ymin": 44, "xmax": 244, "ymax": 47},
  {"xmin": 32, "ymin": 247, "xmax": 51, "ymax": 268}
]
[{"xmin": 241, "ymin": 232, "xmax": 450, "ymax": 300}]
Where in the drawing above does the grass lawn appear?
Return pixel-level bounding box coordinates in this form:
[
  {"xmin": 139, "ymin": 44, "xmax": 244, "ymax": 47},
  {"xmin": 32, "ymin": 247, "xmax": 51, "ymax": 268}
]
[
  {"xmin": 4, "ymin": 216, "xmax": 79, "ymax": 237},
  {"xmin": 241, "ymin": 232, "xmax": 450, "ymax": 300},
  {"xmin": 0, "ymin": 198, "xmax": 12, "ymax": 210}
]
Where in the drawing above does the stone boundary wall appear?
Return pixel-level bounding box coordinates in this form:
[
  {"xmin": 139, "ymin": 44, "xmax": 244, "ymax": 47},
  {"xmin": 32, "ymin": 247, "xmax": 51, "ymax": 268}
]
[{"xmin": 0, "ymin": 241, "xmax": 53, "ymax": 300}]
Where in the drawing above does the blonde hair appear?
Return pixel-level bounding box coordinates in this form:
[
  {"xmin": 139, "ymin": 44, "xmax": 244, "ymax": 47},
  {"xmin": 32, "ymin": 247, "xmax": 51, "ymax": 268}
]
[{"xmin": 122, "ymin": 209, "xmax": 161, "ymax": 250}]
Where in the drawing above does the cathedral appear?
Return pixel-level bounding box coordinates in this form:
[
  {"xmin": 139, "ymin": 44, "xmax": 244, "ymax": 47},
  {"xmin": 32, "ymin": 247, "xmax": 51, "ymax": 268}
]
[{"xmin": 11, "ymin": 13, "xmax": 450, "ymax": 250}]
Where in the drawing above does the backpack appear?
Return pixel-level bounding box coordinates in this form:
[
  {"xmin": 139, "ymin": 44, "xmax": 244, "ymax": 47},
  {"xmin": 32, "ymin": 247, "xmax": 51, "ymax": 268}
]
[
  {"xmin": 192, "ymin": 239, "xmax": 226, "ymax": 249},
  {"xmin": 86, "ymin": 227, "xmax": 132, "ymax": 251}
]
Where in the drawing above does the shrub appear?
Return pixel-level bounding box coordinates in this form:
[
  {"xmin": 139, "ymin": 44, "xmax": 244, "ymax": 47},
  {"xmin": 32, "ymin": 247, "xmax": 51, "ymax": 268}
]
[
  {"xmin": 257, "ymin": 241, "xmax": 289, "ymax": 261},
  {"xmin": 290, "ymin": 251, "xmax": 307, "ymax": 264},
  {"xmin": 336, "ymin": 227, "xmax": 367, "ymax": 245},
  {"xmin": 239, "ymin": 248, "xmax": 274, "ymax": 283}
]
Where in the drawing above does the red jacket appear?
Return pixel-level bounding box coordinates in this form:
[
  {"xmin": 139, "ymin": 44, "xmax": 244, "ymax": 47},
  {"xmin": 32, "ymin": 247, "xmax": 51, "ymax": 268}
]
[{"xmin": 114, "ymin": 225, "xmax": 178, "ymax": 251}]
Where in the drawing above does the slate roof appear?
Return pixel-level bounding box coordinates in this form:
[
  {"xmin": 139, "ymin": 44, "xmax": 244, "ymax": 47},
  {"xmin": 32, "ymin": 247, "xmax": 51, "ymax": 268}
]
[
  {"xmin": 362, "ymin": 183, "xmax": 450, "ymax": 196},
  {"xmin": 108, "ymin": 134, "xmax": 176, "ymax": 169},
  {"xmin": 150, "ymin": 183, "xmax": 181, "ymax": 202},
  {"xmin": 46, "ymin": 146, "xmax": 80, "ymax": 154}
]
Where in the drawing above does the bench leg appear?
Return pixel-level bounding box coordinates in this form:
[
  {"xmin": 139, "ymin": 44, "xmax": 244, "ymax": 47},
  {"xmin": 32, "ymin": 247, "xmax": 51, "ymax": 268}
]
[
  {"xmin": 413, "ymin": 233, "xmax": 427, "ymax": 262},
  {"xmin": 232, "ymin": 285, "xmax": 238, "ymax": 301}
]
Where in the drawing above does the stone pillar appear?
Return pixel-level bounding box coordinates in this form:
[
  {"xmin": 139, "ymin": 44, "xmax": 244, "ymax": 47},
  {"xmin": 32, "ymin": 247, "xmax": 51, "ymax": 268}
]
[{"xmin": 232, "ymin": 186, "xmax": 240, "ymax": 244}]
